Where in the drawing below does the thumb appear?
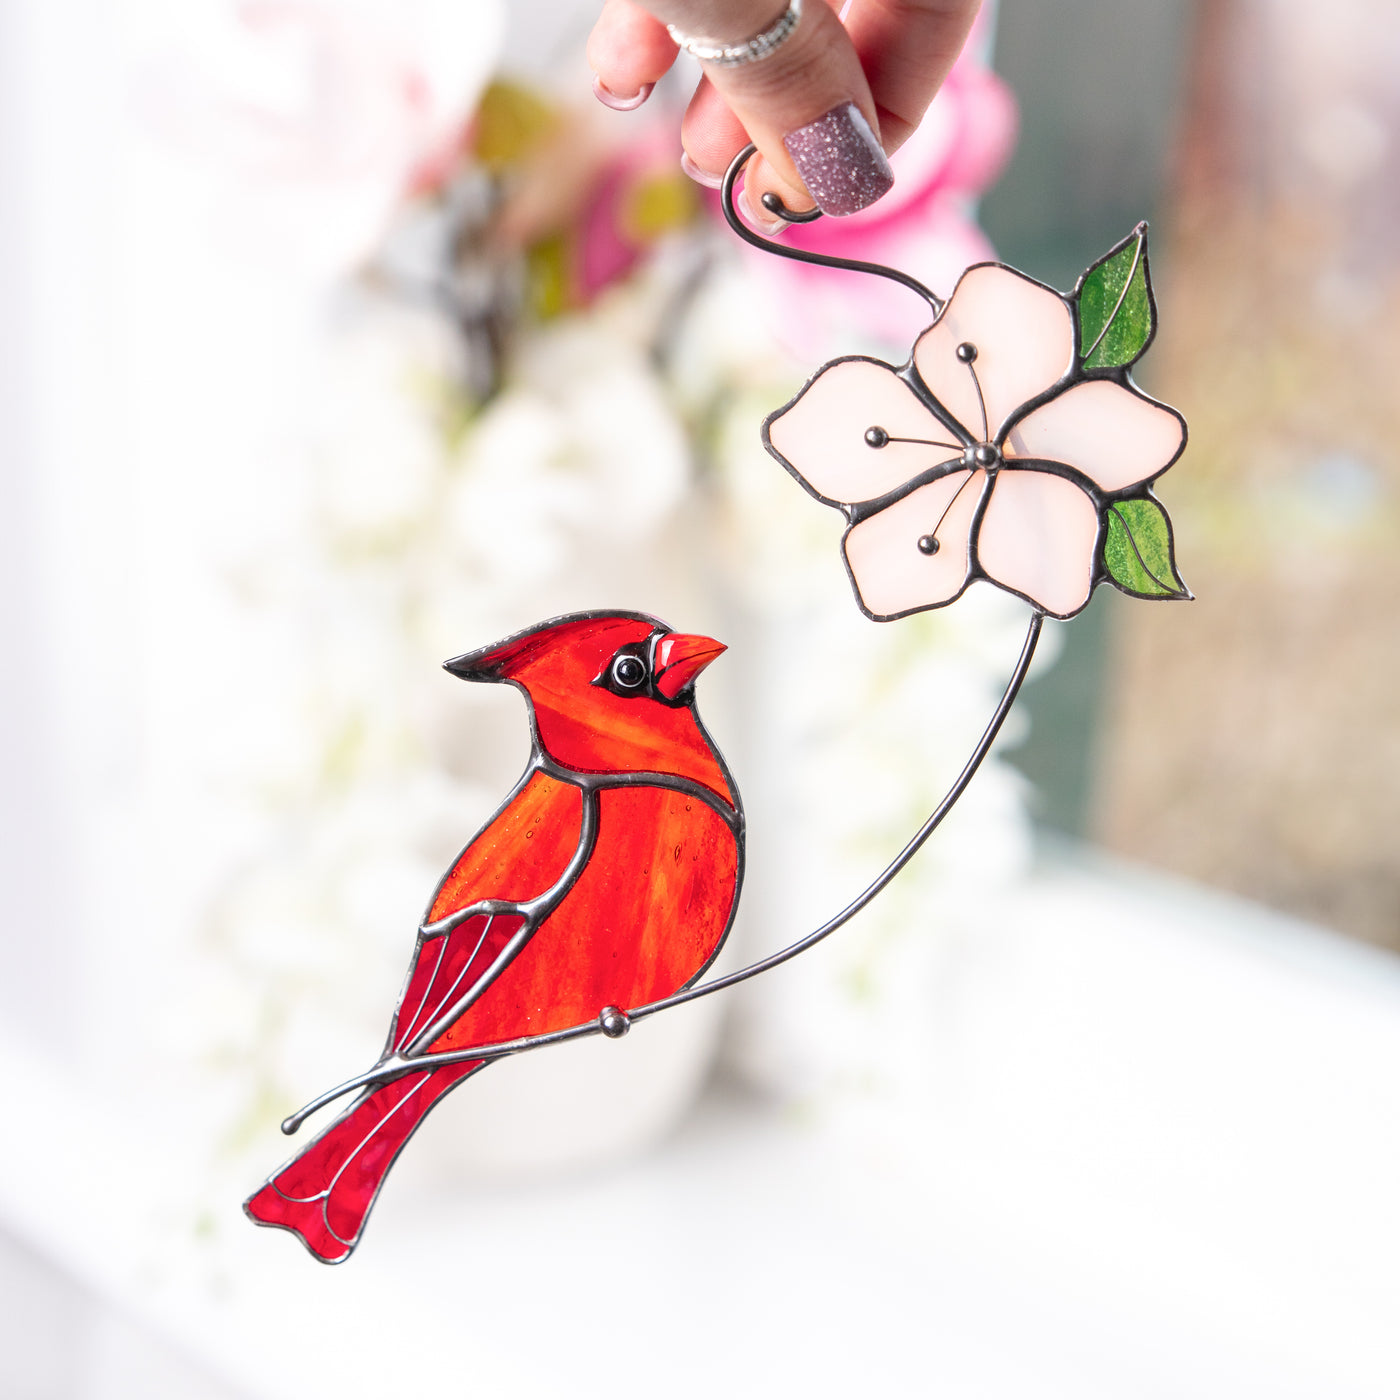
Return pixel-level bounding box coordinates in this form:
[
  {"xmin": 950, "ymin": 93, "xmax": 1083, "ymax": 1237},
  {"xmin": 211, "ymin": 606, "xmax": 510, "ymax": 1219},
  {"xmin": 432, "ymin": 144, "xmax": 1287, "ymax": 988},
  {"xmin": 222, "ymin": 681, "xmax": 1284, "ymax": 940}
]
[{"xmin": 660, "ymin": 1, "xmax": 895, "ymax": 219}]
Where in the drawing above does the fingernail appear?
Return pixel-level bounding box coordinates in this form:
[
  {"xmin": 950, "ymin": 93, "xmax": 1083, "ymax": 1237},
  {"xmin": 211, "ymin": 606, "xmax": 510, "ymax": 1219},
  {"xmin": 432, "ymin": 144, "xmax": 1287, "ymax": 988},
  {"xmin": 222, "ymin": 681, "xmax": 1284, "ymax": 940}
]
[
  {"xmin": 739, "ymin": 186, "xmax": 789, "ymax": 238},
  {"xmin": 782, "ymin": 101, "xmax": 894, "ymax": 216},
  {"xmin": 592, "ymin": 76, "xmax": 654, "ymax": 112},
  {"xmin": 680, "ymin": 152, "xmax": 723, "ymax": 190}
]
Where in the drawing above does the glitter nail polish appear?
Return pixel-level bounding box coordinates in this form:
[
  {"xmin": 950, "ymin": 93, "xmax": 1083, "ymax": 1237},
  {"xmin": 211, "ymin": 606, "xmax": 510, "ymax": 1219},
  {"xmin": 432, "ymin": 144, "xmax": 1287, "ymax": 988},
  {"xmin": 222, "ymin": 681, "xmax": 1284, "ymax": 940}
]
[
  {"xmin": 782, "ymin": 102, "xmax": 894, "ymax": 216},
  {"xmin": 592, "ymin": 76, "xmax": 654, "ymax": 112}
]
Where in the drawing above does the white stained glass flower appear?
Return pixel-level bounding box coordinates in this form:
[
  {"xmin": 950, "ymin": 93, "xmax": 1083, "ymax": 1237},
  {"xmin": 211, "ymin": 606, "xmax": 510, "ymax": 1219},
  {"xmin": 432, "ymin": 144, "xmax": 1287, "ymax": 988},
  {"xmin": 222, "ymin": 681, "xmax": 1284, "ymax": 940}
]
[{"xmin": 763, "ymin": 229, "xmax": 1190, "ymax": 620}]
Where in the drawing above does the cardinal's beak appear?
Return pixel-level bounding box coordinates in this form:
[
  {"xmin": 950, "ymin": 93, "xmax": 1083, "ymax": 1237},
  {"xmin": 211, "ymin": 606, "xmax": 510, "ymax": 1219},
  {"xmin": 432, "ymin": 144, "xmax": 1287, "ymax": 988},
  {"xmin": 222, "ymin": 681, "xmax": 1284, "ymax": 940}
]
[{"xmin": 653, "ymin": 632, "xmax": 726, "ymax": 701}]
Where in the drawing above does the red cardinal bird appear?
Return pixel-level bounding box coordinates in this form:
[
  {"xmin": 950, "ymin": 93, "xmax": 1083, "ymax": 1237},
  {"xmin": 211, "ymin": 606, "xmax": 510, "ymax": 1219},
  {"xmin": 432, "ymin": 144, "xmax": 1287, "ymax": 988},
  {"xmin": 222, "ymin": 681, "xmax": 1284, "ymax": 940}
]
[{"xmin": 244, "ymin": 611, "xmax": 743, "ymax": 1263}]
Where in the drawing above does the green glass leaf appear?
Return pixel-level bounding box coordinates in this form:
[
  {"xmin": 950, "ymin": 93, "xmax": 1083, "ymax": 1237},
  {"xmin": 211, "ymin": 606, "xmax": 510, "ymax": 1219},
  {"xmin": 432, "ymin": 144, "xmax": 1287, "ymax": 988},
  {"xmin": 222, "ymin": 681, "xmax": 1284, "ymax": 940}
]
[
  {"xmin": 1103, "ymin": 497, "xmax": 1191, "ymax": 599},
  {"xmin": 1077, "ymin": 224, "xmax": 1154, "ymax": 369}
]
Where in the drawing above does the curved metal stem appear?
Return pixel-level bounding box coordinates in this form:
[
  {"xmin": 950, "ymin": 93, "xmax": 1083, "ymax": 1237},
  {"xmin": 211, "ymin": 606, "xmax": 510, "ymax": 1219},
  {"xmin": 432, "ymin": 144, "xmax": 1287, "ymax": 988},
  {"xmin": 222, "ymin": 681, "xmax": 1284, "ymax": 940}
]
[
  {"xmin": 283, "ymin": 612, "xmax": 1043, "ymax": 1128},
  {"xmin": 719, "ymin": 144, "xmax": 945, "ymax": 317},
  {"xmin": 630, "ymin": 609, "xmax": 1042, "ymax": 1018}
]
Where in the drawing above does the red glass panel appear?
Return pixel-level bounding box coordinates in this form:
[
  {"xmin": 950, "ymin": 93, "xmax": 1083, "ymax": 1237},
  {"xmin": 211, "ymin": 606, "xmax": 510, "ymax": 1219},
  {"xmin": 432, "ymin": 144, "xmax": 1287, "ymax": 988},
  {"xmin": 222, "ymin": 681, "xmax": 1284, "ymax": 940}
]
[
  {"xmin": 246, "ymin": 1062, "xmax": 480, "ymax": 1263},
  {"xmin": 466, "ymin": 615, "xmax": 734, "ymax": 803},
  {"xmin": 394, "ymin": 912, "xmax": 527, "ymax": 1052}
]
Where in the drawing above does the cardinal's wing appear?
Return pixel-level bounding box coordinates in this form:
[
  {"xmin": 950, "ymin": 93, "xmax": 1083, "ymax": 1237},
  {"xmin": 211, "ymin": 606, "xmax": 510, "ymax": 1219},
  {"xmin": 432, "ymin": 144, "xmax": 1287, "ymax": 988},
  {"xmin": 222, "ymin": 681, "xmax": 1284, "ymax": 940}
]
[
  {"xmin": 387, "ymin": 769, "xmax": 585, "ymax": 1056},
  {"xmin": 419, "ymin": 782, "xmax": 742, "ymax": 1055}
]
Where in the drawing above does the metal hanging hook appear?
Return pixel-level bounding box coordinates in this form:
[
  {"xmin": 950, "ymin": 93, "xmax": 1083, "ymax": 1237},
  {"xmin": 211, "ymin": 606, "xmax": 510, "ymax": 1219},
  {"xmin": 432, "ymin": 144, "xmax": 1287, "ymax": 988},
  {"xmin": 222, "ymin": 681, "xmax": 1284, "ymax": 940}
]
[
  {"xmin": 758, "ymin": 190, "xmax": 823, "ymax": 224},
  {"xmin": 718, "ymin": 143, "xmax": 945, "ymax": 317}
]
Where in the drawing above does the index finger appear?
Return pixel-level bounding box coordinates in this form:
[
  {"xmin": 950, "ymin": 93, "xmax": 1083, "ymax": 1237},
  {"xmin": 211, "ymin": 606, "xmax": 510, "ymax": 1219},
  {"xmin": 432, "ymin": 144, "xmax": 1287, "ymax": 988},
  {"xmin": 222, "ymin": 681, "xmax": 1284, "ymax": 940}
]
[
  {"xmin": 660, "ymin": 0, "xmax": 895, "ymax": 217},
  {"xmin": 845, "ymin": 0, "xmax": 982, "ymax": 150}
]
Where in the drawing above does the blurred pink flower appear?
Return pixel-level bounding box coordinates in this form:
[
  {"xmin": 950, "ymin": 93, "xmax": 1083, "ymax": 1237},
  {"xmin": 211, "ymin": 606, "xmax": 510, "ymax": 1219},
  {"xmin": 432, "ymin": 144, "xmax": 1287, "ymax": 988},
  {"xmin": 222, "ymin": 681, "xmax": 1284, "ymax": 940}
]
[
  {"xmin": 573, "ymin": 132, "xmax": 699, "ymax": 304},
  {"xmin": 743, "ymin": 50, "xmax": 1018, "ymax": 354}
]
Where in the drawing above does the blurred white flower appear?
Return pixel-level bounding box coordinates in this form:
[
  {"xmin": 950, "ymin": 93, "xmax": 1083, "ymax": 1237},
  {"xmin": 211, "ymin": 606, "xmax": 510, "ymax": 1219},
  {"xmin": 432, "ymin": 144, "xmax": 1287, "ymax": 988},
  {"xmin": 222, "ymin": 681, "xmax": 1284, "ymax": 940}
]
[
  {"xmin": 128, "ymin": 0, "xmax": 506, "ymax": 276},
  {"xmin": 309, "ymin": 303, "xmax": 458, "ymax": 536}
]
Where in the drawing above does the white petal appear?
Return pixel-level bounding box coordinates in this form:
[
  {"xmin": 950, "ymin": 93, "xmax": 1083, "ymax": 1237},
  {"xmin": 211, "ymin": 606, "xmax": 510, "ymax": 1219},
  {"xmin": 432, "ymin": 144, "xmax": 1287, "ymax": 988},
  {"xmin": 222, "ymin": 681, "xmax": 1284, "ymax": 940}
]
[
  {"xmin": 914, "ymin": 265, "xmax": 1075, "ymax": 439},
  {"xmin": 843, "ymin": 470, "xmax": 981, "ymax": 619},
  {"xmin": 1004, "ymin": 379, "xmax": 1186, "ymax": 493},
  {"xmin": 767, "ymin": 358, "xmax": 962, "ymax": 505},
  {"xmin": 977, "ymin": 468, "xmax": 1099, "ymax": 618}
]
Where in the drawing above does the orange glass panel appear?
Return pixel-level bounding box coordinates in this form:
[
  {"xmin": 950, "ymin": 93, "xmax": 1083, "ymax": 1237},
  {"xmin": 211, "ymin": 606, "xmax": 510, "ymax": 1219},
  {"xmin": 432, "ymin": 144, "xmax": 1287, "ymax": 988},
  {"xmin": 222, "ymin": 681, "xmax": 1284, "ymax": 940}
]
[
  {"xmin": 430, "ymin": 785, "xmax": 739, "ymax": 1051},
  {"xmin": 425, "ymin": 771, "xmax": 582, "ymax": 923}
]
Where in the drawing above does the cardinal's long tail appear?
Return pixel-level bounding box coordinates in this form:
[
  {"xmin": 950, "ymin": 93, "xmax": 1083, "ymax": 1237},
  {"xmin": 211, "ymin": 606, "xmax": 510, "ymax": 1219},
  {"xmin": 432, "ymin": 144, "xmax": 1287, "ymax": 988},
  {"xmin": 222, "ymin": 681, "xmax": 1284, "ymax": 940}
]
[{"xmin": 244, "ymin": 1060, "xmax": 481, "ymax": 1263}]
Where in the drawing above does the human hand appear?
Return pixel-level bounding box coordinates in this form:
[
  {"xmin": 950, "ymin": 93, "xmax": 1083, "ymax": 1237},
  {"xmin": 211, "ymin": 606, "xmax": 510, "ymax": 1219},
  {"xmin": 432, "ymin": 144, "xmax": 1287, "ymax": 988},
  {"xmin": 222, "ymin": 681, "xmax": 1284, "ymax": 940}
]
[{"xmin": 588, "ymin": 0, "xmax": 982, "ymax": 231}]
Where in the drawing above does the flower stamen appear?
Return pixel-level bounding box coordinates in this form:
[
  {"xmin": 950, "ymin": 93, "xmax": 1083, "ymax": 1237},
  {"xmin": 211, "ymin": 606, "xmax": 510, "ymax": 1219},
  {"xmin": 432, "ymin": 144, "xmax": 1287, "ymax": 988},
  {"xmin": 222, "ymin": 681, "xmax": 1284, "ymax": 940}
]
[
  {"xmin": 866, "ymin": 425, "xmax": 961, "ymax": 452},
  {"xmin": 917, "ymin": 468, "xmax": 981, "ymax": 558},
  {"xmin": 956, "ymin": 341, "xmax": 989, "ymax": 441}
]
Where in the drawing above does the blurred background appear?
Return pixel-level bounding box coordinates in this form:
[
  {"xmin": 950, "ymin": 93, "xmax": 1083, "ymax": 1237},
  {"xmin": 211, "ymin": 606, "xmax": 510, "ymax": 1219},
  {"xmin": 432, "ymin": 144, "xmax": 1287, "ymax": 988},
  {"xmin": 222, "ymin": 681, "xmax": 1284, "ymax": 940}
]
[{"xmin": 1, "ymin": 0, "xmax": 1397, "ymax": 1397}]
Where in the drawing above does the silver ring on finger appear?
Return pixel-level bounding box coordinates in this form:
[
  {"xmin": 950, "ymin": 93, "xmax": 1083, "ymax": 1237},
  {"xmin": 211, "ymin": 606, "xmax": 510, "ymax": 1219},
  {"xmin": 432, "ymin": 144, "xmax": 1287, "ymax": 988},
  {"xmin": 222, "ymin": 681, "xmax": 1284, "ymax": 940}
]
[{"xmin": 666, "ymin": 0, "xmax": 803, "ymax": 69}]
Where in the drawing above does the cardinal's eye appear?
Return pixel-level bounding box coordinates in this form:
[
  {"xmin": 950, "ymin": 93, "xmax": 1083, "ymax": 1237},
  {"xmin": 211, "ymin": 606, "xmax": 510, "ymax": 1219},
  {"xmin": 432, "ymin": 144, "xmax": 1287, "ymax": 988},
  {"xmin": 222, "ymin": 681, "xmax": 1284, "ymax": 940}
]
[{"xmin": 611, "ymin": 655, "xmax": 646, "ymax": 689}]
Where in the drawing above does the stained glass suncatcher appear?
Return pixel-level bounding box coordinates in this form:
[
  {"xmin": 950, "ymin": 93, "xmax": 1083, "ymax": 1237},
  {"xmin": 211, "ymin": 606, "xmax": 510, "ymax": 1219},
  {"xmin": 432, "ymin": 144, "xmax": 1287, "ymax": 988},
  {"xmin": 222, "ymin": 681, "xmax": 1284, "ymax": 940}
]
[
  {"xmin": 245, "ymin": 145, "xmax": 1190, "ymax": 1266},
  {"xmin": 245, "ymin": 613, "xmax": 743, "ymax": 1262}
]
